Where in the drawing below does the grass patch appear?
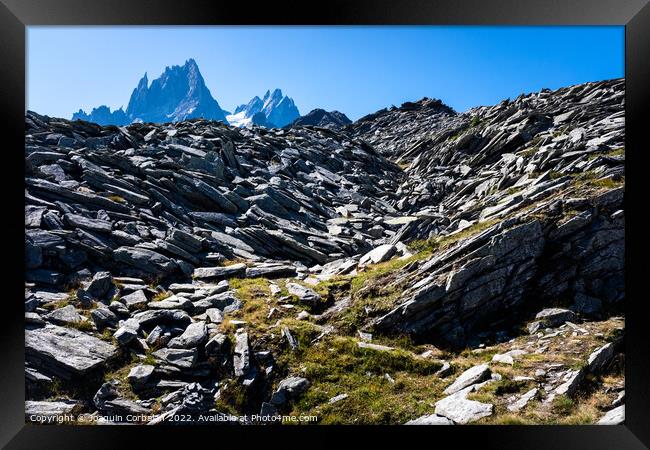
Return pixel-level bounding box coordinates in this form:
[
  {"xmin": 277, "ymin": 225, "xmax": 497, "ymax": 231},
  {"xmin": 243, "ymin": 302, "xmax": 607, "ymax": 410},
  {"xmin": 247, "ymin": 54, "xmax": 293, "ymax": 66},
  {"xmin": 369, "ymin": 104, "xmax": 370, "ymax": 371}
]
[
  {"xmin": 99, "ymin": 328, "xmax": 115, "ymax": 343},
  {"xmin": 67, "ymin": 320, "xmax": 95, "ymax": 333},
  {"xmin": 277, "ymin": 335, "xmax": 444, "ymax": 424},
  {"xmin": 409, "ymin": 218, "xmax": 500, "ymax": 254},
  {"xmin": 151, "ymin": 291, "xmax": 171, "ymax": 302},
  {"xmin": 551, "ymin": 395, "xmax": 575, "ymax": 415}
]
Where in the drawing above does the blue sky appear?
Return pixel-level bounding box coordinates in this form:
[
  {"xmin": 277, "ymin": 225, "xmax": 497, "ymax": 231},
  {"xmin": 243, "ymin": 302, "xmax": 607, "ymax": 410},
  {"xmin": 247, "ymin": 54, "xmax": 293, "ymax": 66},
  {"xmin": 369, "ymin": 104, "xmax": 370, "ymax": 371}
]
[{"xmin": 27, "ymin": 26, "xmax": 624, "ymax": 121}]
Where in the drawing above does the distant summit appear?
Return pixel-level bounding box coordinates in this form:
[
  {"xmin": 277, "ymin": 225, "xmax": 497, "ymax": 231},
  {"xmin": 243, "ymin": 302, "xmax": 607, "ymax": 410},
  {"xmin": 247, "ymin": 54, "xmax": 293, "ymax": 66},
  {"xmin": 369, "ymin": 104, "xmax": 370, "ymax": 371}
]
[
  {"xmin": 227, "ymin": 89, "xmax": 300, "ymax": 128},
  {"xmin": 73, "ymin": 59, "xmax": 229, "ymax": 125},
  {"xmin": 72, "ymin": 105, "xmax": 129, "ymax": 126},
  {"xmin": 290, "ymin": 109, "xmax": 352, "ymax": 128}
]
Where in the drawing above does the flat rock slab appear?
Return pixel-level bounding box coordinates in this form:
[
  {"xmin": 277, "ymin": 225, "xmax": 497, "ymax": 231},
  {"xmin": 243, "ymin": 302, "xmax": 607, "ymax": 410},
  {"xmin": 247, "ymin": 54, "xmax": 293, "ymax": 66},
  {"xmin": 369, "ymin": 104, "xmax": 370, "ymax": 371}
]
[
  {"xmin": 286, "ymin": 283, "xmax": 321, "ymax": 303},
  {"xmin": 245, "ymin": 264, "xmax": 296, "ymax": 279},
  {"xmin": 443, "ymin": 364, "xmax": 491, "ymax": 395},
  {"xmin": 193, "ymin": 263, "xmax": 246, "ymax": 280},
  {"xmin": 359, "ymin": 244, "xmax": 396, "ymax": 265},
  {"xmin": 270, "ymin": 376, "xmax": 310, "ymax": 406},
  {"xmin": 168, "ymin": 321, "xmax": 208, "ymax": 349},
  {"xmin": 435, "ymin": 387, "xmax": 493, "ymax": 424},
  {"xmin": 25, "ymin": 400, "xmax": 79, "ymax": 420},
  {"xmin": 507, "ymin": 388, "xmax": 538, "ymax": 412},
  {"xmin": 152, "ymin": 348, "xmax": 198, "ymax": 369},
  {"xmin": 597, "ymin": 405, "xmax": 624, "ymax": 425},
  {"xmin": 44, "ymin": 304, "xmax": 83, "ymax": 325},
  {"xmin": 25, "ymin": 324, "xmax": 117, "ymax": 377},
  {"xmin": 587, "ymin": 343, "xmax": 615, "ymax": 374},
  {"xmin": 120, "ymin": 290, "xmax": 149, "ymax": 309},
  {"xmin": 357, "ymin": 341, "xmax": 394, "ymax": 352},
  {"xmin": 405, "ymin": 414, "xmax": 454, "ymax": 425},
  {"xmin": 128, "ymin": 364, "xmax": 155, "ymax": 386},
  {"xmin": 535, "ymin": 308, "xmax": 577, "ymax": 328}
]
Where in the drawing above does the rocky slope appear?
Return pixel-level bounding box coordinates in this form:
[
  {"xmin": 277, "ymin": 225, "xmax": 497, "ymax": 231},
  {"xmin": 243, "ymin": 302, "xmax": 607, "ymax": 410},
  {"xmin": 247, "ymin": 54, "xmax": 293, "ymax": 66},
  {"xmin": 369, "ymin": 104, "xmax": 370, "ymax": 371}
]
[{"xmin": 25, "ymin": 78, "xmax": 624, "ymax": 425}]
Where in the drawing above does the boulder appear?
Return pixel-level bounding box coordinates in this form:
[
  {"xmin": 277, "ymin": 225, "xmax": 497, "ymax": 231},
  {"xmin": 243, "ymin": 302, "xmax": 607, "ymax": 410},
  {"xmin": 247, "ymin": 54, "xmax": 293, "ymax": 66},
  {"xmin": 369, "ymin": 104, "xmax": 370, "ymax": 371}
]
[
  {"xmin": 359, "ymin": 244, "xmax": 396, "ymax": 265},
  {"xmin": 45, "ymin": 305, "xmax": 83, "ymax": 326},
  {"xmin": 534, "ymin": 308, "xmax": 577, "ymax": 328},
  {"xmin": 25, "ymin": 325, "xmax": 117, "ymax": 378},
  {"xmin": 270, "ymin": 376, "xmax": 310, "ymax": 406},
  {"xmin": 168, "ymin": 322, "xmax": 208, "ymax": 349},
  {"xmin": 443, "ymin": 364, "xmax": 491, "ymax": 395},
  {"xmin": 128, "ymin": 364, "xmax": 155, "ymax": 387},
  {"xmin": 192, "ymin": 263, "xmax": 246, "ymax": 280},
  {"xmin": 286, "ymin": 283, "xmax": 321, "ymax": 303}
]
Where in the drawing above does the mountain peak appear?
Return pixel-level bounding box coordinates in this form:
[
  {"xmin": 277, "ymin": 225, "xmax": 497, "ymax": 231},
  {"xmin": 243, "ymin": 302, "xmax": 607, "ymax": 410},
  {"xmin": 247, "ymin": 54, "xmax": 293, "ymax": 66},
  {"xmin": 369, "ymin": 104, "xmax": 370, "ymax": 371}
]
[
  {"xmin": 78, "ymin": 59, "xmax": 228, "ymax": 125},
  {"xmin": 228, "ymin": 89, "xmax": 300, "ymax": 128},
  {"xmin": 290, "ymin": 108, "xmax": 352, "ymax": 128}
]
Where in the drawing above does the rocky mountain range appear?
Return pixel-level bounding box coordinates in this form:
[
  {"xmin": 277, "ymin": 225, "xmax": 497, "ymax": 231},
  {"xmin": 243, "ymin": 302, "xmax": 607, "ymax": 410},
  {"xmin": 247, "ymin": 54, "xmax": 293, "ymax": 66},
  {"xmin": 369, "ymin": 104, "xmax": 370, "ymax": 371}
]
[
  {"xmin": 72, "ymin": 60, "xmax": 305, "ymax": 129},
  {"xmin": 227, "ymin": 89, "xmax": 301, "ymax": 128},
  {"xmin": 73, "ymin": 59, "xmax": 229, "ymax": 126},
  {"xmin": 25, "ymin": 78, "xmax": 624, "ymax": 425}
]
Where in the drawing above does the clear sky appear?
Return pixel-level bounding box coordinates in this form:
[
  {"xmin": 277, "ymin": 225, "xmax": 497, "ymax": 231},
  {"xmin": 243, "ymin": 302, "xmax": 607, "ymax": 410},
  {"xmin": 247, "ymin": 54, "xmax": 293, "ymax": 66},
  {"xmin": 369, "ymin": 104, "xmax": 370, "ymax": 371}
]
[{"xmin": 27, "ymin": 26, "xmax": 624, "ymax": 121}]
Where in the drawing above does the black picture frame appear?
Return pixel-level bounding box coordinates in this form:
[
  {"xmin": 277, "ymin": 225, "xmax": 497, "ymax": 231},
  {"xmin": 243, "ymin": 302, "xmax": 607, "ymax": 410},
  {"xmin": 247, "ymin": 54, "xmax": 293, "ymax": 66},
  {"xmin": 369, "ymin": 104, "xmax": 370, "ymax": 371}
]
[{"xmin": 1, "ymin": 0, "xmax": 648, "ymax": 448}]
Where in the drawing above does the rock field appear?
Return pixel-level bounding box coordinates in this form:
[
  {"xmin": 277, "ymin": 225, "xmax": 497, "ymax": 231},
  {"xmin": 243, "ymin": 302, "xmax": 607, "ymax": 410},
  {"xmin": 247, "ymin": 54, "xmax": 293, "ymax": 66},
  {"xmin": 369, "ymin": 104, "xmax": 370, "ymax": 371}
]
[{"xmin": 25, "ymin": 78, "xmax": 624, "ymax": 425}]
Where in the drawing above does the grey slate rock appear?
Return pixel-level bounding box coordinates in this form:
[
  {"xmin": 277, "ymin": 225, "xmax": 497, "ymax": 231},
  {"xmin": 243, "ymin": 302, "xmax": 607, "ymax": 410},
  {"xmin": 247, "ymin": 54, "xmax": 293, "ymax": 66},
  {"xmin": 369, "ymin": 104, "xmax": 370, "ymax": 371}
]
[
  {"xmin": 153, "ymin": 347, "xmax": 198, "ymax": 369},
  {"xmin": 192, "ymin": 263, "xmax": 246, "ymax": 280},
  {"xmin": 86, "ymin": 271, "xmax": 113, "ymax": 298},
  {"xmin": 597, "ymin": 405, "xmax": 624, "ymax": 425},
  {"xmin": 128, "ymin": 364, "xmax": 155, "ymax": 387},
  {"xmin": 25, "ymin": 400, "xmax": 79, "ymax": 420},
  {"xmin": 168, "ymin": 321, "xmax": 208, "ymax": 349},
  {"xmin": 90, "ymin": 307, "xmax": 119, "ymax": 329},
  {"xmin": 45, "ymin": 305, "xmax": 83, "ymax": 326},
  {"xmin": 286, "ymin": 283, "xmax": 321, "ymax": 303},
  {"xmin": 270, "ymin": 376, "xmax": 310, "ymax": 406},
  {"xmin": 25, "ymin": 324, "xmax": 117, "ymax": 377},
  {"xmin": 405, "ymin": 414, "xmax": 454, "ymax": 425},
  {"xmin": 233, "ymin": 331, "xmax": 251, "ymax": 378},
  {"xmin": 120, "ymin": 289, "xmax": 149, "ymax": 309},
  {"xmin": 443, "ymin": 364, "xmax": 491, "ymax": 395},
  {"xmin": 535, "ymin": 308, "xmax": 577, "ymax": 328}
]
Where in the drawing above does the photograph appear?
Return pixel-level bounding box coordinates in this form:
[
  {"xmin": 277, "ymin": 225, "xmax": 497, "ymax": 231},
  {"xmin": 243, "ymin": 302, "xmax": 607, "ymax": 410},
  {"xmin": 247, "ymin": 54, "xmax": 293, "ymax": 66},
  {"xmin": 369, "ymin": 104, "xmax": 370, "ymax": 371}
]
[{"xmin": 23, "ymin": 24, "xmax": 627, "ymax": 427}]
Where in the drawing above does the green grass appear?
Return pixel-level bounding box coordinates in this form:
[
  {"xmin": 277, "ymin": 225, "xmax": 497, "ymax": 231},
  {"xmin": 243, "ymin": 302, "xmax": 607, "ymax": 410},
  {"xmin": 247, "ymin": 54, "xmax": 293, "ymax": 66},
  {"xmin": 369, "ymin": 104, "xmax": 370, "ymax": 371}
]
[
  {"xmin": 275, "ymin": 334, "xmax": 444, "ymax": 424},
  {"xmin": 67, "ymin": 320, "xmax": 95, "ymax": 332},
  {"xmin": 151, "ymin": 291, "xmax": 171, "ymax": 302},
  {"xmin": 588, "ymin": 147, "xmax": 625, "ymax": 160},
  {"xmin": 551, "ymin": 395, "xmax": 575, "ymax": 415},
  {"xmin": 409, "ymin": 218, "xmax": 500, "ymax": 254}
]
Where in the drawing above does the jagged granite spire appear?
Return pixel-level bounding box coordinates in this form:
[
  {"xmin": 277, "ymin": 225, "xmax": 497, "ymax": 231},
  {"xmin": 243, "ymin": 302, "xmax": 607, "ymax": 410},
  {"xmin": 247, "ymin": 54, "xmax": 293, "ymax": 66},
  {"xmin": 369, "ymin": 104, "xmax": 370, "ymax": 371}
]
[
  {"xmin": 74, "ymin": 59, "xmax": 228, "ymax": 125},
  {"xmin": 125, "ymin": 59, "xmax": 228, "ymax": 124}
]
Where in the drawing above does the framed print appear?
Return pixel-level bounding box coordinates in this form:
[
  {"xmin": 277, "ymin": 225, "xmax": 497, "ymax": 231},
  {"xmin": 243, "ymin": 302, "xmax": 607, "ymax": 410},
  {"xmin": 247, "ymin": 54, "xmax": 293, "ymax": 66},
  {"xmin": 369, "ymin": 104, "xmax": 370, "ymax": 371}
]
[{"xmin": 1, "ymin": 0, "xmax": 648, "ymax": 448}]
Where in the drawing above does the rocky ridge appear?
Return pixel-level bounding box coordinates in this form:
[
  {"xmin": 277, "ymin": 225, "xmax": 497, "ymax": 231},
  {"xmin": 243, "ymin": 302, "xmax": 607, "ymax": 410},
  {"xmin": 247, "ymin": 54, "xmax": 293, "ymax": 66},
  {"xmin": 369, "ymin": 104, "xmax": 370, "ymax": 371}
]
[
  {"xmin": 25, "ymin": 78, "xmax": 624, "ymax": 425},
  {"xmin": 290, "ymin": 109, "xmax": 352, "ymax": 129}
]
